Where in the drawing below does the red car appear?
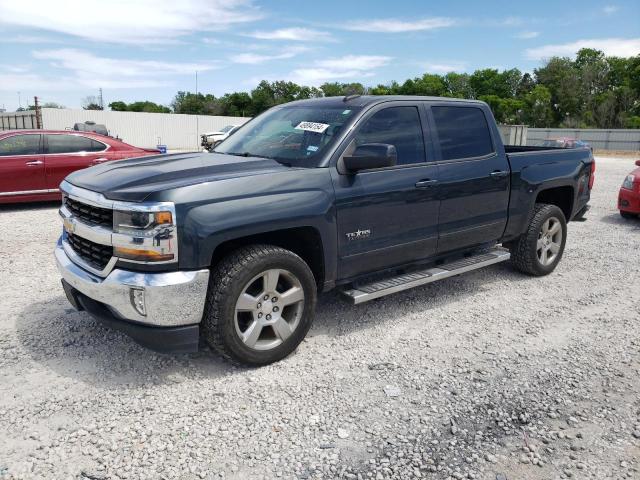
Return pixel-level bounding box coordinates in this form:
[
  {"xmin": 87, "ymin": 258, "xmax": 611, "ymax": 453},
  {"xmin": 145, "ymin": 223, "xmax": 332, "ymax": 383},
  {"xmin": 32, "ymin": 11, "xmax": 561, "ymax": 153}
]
[
  {"xmin": 619, "ymin": 159, "xmax": 640, "ymax": 219},
  {"xmin": 0, "ymin": 130, "xmax": 160, "ymax": 204}
]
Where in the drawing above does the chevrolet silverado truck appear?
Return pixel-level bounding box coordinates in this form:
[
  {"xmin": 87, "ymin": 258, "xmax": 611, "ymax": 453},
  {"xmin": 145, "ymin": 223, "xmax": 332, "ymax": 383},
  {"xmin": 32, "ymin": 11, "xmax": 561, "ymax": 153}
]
[{"xmin": 55, "ymin": 96, "xmax": 595, "ymax": 365}]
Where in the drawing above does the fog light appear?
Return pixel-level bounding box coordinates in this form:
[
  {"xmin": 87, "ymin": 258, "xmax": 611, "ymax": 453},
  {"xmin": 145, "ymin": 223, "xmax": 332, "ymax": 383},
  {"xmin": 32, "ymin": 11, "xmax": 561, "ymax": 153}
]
[{"xmin": 130, "ymin": 287, "xmax": 146, "ymax": 316}]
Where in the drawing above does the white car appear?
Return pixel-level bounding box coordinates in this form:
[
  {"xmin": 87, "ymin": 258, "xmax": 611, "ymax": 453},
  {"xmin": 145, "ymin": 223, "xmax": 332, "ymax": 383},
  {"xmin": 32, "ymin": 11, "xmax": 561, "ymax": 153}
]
[{"xmin": 201, "ymin": 125, "xmax": 239, "ymax": 151}]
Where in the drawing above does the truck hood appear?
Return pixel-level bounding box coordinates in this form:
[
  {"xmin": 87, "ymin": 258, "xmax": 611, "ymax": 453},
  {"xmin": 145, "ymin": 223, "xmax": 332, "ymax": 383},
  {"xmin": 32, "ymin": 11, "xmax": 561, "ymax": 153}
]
[{"xmin": 65, "ymin": 152, "xmax": 292, "ymax": 202}]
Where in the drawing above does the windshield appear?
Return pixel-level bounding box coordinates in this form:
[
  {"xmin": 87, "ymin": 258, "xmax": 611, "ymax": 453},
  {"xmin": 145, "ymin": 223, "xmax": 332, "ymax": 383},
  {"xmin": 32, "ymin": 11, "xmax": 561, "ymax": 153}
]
[
  {"xmin": 215, "ymin": 105, "xmax": 360, "ymax": 167},
  {"xmin": 219, "ymin": 125, "xmax": 235, "ymax": 133}
]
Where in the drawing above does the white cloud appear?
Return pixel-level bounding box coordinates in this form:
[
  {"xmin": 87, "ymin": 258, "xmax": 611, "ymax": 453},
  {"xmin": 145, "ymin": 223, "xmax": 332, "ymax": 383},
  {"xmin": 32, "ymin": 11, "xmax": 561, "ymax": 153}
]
[
  {"xmin": 0, "ymin": 72, "xmax": 79, "ymax": 91},
  {"xmin": 421, "ymin": 62, "xmax": 467, "ymax": 74},
  {"xmin": 21, "ymin": 49, "xmax": 218, "ymax": 89},
  {"xmin": 525, "ymin": 38, "xmax": 640, "ymax": 60},
  {"xmin": 500, "ymin": 16, "xmax": 524, "ymax": 27},
  {"xmin": 315, "ymin": 55, "xmax": 391, "ymax": 70},
  {"xmin": 245, "ymin": 27, "xmax": 333, "ymax": 42},
  {"xmin": 0, "ymin": 0, "xmax": 262, "ymax": 44},
  {"xmin": 232, "ymin": 46, "xmax": 310, "ymax": 64},
  {"xmin": 289, "ymin": 55, "xmax": 392, "ymax": 84},
  {"xmin": 515, "ymin": 31, "xmax": 540, "ymax": 39},
  {"xmin": 6, "ymin": 34, "xmax": 64, "ymax": 44},
  {"xmin": 343, "ymin": 17, "xmax": 457, "ymax": 33},
  {"xmin": 603, "ymin": 5, "xmax": 619, "ymax": 14}
]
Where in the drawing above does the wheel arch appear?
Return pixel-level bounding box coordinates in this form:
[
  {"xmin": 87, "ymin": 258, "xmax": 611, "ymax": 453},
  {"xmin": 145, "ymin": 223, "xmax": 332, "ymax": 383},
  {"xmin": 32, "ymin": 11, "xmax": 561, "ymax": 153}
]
[
  {"xmin": 535, "ymin": 185, "xmax": 574, "ymax": 221},
  {"xmin": 210, "ymin": 226, "xmax": 325, "ymax": 290}
]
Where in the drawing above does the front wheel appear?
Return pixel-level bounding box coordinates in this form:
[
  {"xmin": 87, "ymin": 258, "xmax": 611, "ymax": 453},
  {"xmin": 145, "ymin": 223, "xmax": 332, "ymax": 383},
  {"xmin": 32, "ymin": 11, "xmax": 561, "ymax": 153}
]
[
  {"xmin": 509, "ymin": 203, "xmax": 567, "ymax": 276},
  {"xmin": 202, "ymin": 245, "xmax": 317, "ymax": 366},
  {"xmin": 620, "ymin": 211, "xmax": 637, "ymax": 219}
]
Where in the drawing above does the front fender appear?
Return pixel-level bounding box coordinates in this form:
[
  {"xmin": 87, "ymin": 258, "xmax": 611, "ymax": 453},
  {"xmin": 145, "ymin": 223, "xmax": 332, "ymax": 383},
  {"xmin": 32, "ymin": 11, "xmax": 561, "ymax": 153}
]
[{"xmin": 174, "ymin": 169, "xmax": 337, "ymax": 282}]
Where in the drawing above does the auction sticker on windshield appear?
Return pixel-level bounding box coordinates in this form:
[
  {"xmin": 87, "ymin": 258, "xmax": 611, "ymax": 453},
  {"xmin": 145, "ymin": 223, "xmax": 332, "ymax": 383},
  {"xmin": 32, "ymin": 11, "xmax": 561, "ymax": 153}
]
[{"xmin": 295, "ymin": 121, "xmax": 330, "ymax": 134}]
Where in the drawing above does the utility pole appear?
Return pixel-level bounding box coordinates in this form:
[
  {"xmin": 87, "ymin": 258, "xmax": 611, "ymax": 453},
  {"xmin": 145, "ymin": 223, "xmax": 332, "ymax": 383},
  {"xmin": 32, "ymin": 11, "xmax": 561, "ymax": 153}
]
[
  {"xmin": 195, "ymin": 71, "xmax": 199, "ymax": 150},
  {"xmin": 98, "ymin": 88, "xmax": 104, "ymax": 109},
  {"xmin": 17, "ymin": 91, "xmax": 21, "ymax": 110},
  {"xmin": 34, "ymin": 96, "xmax": 42, "ymax": 129}
]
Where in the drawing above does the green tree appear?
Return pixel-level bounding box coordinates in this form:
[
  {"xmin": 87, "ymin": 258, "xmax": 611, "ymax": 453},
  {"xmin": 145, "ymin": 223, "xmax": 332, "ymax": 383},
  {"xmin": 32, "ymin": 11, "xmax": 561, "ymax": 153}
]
[
  {"xmin": 523, "ymin": 85, "xmax": 553, "ymax": 127},
  {"xmin": 443, "ymin": 73, "xmax": 473, "ymax": 98},
  {"xmin": 109, "ymin": 101, "xmax": 128, "ymax": 111},
  {"xmin": 534, "ymin": 57, "xmax": 582, "ymax": 126}
]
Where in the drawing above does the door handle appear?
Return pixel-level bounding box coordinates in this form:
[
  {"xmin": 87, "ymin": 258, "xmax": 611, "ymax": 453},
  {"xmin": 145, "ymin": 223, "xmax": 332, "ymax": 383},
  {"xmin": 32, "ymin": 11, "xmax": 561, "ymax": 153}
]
[
  {"xmin": 489, "ymin": 170, "xmax": 509, "ymax": 178},
  {"xmin": 415, "ymin": 179, "xmax": 438, "ymax": 188},
  {"xmin": 90, "ymin": 158, "xmax": 109, "ymax": 165},
  {"xmin": 25, "ymin": 160, "xmax": 43, "ymax": 166}
]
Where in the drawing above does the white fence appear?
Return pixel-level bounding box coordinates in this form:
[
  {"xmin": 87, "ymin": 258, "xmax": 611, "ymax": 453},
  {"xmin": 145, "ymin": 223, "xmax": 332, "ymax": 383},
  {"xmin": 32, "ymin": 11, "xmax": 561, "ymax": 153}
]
[
  {"xmin": 0, "ymin": 109, "xmax": 251, "ymax": 150},
  {"xmin": 527, "ymin": 128, "xmax": 640, "ymax": 151},
  {"xmin": 41, "ymin": 109, "xmax": 251, "ymax": 150}
]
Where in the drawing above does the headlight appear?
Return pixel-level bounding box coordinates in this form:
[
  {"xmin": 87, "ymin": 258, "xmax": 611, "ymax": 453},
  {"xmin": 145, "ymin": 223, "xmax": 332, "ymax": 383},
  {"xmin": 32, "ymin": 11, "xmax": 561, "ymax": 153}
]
[
  {"xmin": 113, "ymin": 210, "xmax": 173, "ymax": 234},
  {"xmin": 112, "ymin": 206, "xmax": 177, "ymax": 263},
  {"xmin": 622, "ymin": 175, "xmax": 635, "ymax": 190}
]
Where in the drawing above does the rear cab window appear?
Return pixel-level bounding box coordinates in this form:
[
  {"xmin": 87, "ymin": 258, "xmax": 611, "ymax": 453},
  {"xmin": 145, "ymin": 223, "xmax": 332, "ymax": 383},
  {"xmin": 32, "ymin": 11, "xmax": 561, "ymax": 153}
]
[{"xmin": 431, "ymin": 106, "xmax": 494, "ymax": 160}]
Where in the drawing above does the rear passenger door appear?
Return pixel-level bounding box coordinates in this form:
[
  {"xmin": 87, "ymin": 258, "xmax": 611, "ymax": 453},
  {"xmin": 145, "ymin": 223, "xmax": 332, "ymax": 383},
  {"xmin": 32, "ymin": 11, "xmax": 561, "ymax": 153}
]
[
  {"xmin": 331, "ymin": 102, "xmax": 440, "ymax": 280},
  {"xmin": 44, "ymin": 134, "xmax": 110, "ymax": 190},
  {"xmin": 428, "ymin": 104, "xmax": 510, "ymax": 253}
]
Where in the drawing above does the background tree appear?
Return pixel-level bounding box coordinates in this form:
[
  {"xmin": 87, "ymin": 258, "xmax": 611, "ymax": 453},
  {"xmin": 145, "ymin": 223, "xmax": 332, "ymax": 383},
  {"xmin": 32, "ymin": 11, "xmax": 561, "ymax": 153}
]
[
  {"xmin": 82, "ymin": 95, "xmax": 103, "ymax": 110},
  {"xmin": 68, "ymin": 49, "xmax": 639, "ymax": 128}
]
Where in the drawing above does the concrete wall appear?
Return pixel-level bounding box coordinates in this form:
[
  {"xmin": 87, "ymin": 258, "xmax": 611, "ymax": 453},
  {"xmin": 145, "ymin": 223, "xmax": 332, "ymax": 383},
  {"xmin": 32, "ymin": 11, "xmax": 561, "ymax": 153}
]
[
  {"xmin": 498, "ymin": 124, "xmax": 528, "ymax": 146},
  {"xmin": 38, "ymin": 109, "xmax": 251, "ymax": 150},
  {"xmin": 0, "ymin": 111, "xmax": 38, "ymax": 130},
  {"xmin": 527, "ymin": 128, "xmax": 640, "ymax": 151}
]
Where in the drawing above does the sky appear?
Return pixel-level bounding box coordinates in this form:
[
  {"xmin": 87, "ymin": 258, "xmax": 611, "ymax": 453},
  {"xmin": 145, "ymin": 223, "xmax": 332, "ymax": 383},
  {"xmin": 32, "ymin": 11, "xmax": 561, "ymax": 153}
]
[{"xmin": 0, "ymin": 0, "xmax": 639, "ymax": 111}]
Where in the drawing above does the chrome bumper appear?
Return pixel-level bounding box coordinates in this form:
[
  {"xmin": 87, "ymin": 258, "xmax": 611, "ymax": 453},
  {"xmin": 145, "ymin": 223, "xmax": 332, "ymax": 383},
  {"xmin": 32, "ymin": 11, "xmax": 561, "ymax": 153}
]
[{"xmin": 55, "ymin": 238, "xmax": 210, "ymax": 327}]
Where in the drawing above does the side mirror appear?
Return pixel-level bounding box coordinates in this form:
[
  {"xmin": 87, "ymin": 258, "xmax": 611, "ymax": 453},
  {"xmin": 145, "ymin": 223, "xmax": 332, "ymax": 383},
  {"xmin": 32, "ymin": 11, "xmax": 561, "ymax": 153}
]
[
  {"xmin": 343, "ymin": 143, "xmax": 397, "ymax": 172},
  {"xmin": 635, "ymin": 160, "xmax": 640, "ymax": 167}
]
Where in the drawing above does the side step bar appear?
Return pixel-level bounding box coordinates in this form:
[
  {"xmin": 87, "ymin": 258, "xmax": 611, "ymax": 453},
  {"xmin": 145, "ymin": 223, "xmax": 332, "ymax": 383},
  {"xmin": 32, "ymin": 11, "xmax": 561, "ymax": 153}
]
[{"xmin": 341, "ymin": 247, "xmax": 510, "ymax": 305}]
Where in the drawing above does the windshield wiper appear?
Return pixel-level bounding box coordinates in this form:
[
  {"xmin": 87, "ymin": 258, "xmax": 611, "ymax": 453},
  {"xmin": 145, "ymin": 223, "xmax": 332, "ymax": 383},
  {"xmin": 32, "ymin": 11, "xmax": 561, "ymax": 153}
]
[
  {"xmin": 228, "ymin": 151, "xmax": 274, "ymax": 160},
  {"xmin": 222, "ymin": 151, "xmax": 292, "ymax": 167}
]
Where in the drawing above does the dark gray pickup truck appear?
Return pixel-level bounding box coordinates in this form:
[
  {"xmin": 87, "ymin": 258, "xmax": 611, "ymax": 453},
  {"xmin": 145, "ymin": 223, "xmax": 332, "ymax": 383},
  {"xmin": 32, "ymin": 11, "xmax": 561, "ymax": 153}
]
[{"xmin": 56, "ymin": 95, "xmax": 594, "ymax": 365}]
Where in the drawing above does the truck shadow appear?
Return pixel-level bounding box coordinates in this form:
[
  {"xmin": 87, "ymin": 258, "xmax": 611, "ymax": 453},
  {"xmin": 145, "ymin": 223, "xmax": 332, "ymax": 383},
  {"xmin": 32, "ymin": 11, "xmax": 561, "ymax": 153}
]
[
  {"xmin": 598, "ymin": 212, "xmax": 640, "ymax": 228},
  {"xmin": 13, "ymin": 263, "xmax": 530, "ymax": 389},
  {"xmin": 309, "ymin": 262, "xmax": 530, "ymax": 338},
  {"xmin": 0, "ymin": 200, "xmax": 60, "ymax": 212},
  {"xmin": 14, "ymin": 297, "xmax": 232, "ymax": 389}
]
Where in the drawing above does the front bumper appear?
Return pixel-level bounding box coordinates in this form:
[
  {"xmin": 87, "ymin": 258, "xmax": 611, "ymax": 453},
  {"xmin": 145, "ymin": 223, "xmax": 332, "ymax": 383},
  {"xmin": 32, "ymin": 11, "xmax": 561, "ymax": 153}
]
[
  {"xmin": 55, "ymin": 238, "xmax": 210, "ymax": 352},
  {"xmin": 619, "ymin": 188, "xmax": 640, "ymax": 213}
]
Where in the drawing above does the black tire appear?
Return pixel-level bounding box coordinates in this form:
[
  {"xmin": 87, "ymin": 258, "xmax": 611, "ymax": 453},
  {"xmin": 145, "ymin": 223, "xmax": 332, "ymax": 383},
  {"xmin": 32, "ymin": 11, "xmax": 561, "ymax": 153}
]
[
  {"xmin": 202, "ymin": 245, "xmax": 317, "ymax": 366},
  {"xmin": 509, "ymin": 203, "xmax": 567, "ymax": 276},
  {"xmin": 620, "ymin": 211, "xmax": 637, "ymax": 219}
]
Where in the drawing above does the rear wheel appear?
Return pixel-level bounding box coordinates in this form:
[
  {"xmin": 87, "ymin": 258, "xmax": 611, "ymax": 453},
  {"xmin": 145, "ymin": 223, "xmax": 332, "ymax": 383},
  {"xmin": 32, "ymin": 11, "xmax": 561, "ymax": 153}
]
[
  {"xmin": 509, "ymin": 203, "xmax": 567, "ymax": 276},
  {"xmin": 202, "ymin": 245, "xmax": 317, "ymax": 366}
]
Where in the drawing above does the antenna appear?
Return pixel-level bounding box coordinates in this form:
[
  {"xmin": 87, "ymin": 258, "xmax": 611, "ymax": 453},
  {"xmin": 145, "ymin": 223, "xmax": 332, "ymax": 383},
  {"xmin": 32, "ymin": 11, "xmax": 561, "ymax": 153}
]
[{"xmin": 343, "ymin": 94, "xmax": 361, "ymax": 102}]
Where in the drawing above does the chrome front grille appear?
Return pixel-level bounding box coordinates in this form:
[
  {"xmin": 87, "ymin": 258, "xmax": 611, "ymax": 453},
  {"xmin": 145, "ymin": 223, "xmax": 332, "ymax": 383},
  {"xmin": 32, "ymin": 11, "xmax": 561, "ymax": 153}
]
[
  {"xmin": 64, "ymin": 196, "xmax": 113, "ymax": 228},
  {"xmin": 66, "ymin": 232, "xmax": 113, "ymax": 270}
]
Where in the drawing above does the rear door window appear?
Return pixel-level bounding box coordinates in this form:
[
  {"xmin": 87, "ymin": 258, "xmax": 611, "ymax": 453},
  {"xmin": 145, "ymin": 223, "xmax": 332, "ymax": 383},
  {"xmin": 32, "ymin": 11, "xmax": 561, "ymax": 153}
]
[
  {"xmin": 354, "ymin": 106, "xmax": 426, "ymax": 166},
  {"xmin": 0, "ymin": 134, "xmax": 41, "ymax": 156},
  {"xmin": 46, "ymin": 135, "xmax": 106, "ymax": 154},
  {"xmin": 432, "ymin": 106, "xmax": 494, "ymax": 160}
]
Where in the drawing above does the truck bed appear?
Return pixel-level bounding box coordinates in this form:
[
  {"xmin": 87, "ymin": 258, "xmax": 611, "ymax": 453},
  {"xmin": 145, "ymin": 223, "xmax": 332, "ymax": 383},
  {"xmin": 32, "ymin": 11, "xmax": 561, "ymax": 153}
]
[{"xmin": 504, "ymin": 145, "xmax": 573, "ymax": 154}]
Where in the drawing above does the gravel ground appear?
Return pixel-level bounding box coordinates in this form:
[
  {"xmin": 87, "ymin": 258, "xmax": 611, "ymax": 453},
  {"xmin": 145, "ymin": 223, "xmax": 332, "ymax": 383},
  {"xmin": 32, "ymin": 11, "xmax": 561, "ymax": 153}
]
[{"xmin": 1, "ymin": 156, "xmax": 639, "ymax": 480}]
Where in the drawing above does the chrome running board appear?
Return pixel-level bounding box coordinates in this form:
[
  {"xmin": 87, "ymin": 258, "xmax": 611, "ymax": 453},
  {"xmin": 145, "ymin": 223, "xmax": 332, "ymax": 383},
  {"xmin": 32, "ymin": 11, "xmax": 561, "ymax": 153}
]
[{"xmin": 341, "ymin": 247, "xmax": 510, "ymax": 305}]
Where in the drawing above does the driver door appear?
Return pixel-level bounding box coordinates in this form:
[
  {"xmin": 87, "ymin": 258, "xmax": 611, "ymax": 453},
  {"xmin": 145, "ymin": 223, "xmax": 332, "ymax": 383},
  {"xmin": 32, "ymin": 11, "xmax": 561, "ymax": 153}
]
[{"xmin": 330, "ymin": 102, "xmax": 440, "ymax": 280}]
